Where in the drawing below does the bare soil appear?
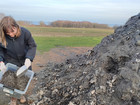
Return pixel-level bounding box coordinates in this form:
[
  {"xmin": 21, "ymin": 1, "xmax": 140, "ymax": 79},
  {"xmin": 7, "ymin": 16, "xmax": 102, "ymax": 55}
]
[
  {"xmin": 1, "ymin": 70, "xmax": 29, "ymax": 91},
  {"xmin": 32, "ymin": 47, "xmax": 92, "ymax": 73}
]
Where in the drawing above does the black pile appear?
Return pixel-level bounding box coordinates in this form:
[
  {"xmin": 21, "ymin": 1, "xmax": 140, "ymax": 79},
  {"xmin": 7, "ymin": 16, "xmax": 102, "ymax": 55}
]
[{"xmin": 29, "ymin": 13, "xmax": 140, "ymax": 105}]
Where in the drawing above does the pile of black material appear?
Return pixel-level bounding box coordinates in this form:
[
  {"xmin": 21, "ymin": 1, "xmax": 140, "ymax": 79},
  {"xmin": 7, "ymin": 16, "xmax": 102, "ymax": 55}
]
[
  {"xmin": 29, "ymin": 13, "xmax": 140, "ymax": 105},
  {"xmin": 1, "ymin": 70, "xmax": 29, "ymax": 91}
]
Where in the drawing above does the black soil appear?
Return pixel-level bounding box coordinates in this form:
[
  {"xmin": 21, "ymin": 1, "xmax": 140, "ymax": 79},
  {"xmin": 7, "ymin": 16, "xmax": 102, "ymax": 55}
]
[
  {"xmin": 1, "ymin": 70, "xmax": 29, "ymax": 91},
  {"xmin": 27, "ymin": 13, "xmax": 140, "ymax": 105}
]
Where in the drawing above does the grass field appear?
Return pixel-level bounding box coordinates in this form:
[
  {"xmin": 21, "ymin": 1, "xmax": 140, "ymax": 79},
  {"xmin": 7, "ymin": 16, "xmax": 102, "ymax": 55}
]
[
  {"xmin": 33, "ymin": 36, "xmax": 105, "ymax": 52},
  {"xmin": 26, "ymin": 26, "xmax": 114, "ymax": 37},
  {"xmin": 25, "ymin": 26, "xmax": 114, "ymax": 52}
]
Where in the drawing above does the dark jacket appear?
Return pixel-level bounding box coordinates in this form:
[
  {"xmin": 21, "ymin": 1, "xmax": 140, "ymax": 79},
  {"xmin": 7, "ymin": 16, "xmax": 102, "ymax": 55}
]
[{"xmin": 0, "ymin": 27, "xmax": 37, "ymax": 67}]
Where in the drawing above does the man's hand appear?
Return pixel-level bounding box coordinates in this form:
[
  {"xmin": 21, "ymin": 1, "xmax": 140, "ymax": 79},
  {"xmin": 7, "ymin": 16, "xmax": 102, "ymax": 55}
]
[
  {"xmin": 24, "ymin": 58, "xmax": 31, "ymax": 68},
  {"xmin": 0, "ymin": 62, "xmax": 7, "ymax": 74}
]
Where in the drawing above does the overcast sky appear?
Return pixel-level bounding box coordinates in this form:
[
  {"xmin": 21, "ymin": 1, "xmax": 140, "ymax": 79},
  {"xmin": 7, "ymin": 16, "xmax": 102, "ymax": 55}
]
[{"xmin": 0, "ymin": 0, "xmax": 140, "ymax": 26}]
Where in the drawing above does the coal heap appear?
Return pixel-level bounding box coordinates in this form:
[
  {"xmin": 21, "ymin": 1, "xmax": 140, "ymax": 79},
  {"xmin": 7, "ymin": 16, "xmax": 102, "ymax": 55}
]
[{"xmin": 28, "ymin": 13, "xmax": 140, "ymax": 105}]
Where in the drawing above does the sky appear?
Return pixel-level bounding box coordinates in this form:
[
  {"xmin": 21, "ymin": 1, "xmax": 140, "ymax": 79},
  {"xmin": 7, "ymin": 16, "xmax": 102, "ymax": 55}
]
[{"xmin": 0, "ymin": 0, "xmax": 140, "ymax": 26}]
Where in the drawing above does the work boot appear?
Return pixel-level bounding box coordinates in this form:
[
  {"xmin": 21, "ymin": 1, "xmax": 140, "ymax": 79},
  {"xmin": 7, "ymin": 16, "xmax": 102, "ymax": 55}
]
[
  {"xmin": 10, "ymin": 97, "xmax": 17, "ymax": 105},
  {"xmin": 20, "ymin": 95, "xmax": 26, "ymax": 103}
]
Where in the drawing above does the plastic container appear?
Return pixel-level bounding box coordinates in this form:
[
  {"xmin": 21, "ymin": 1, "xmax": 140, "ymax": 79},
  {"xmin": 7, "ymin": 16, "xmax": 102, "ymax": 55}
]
[{"xmin": 0, "ymin": 63, "xmax": 34, "ymax": 99}]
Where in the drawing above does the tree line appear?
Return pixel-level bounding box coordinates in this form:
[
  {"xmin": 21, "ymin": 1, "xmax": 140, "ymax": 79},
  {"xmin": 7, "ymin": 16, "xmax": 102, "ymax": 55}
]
[
  {"xmin": 0, "ymin": 13, "xmax": 115, "ymax": 29},
  {"xmin": 50, "ymin": 20, "xmax": 111, "ymax": 29}
]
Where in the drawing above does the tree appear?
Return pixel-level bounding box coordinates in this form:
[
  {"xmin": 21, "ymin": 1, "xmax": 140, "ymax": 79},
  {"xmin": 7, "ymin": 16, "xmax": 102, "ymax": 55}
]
[
  {"xmin": 113, "ymin": 25, "xmax": 119, "ymax": 29},
  {"xmin": 0, "ymin": 13, "xmax": 5, "ymax": 20},
  {"xmin": 17, "ymin": 21, "xmax": 32, "ymax": 26},
  {"xmin": 39, "ymin": 21, "xmax": 46, "ymax": 26},
  {"xmin": 50, "ymin": 20, "xmax": 111, "ymax": 29}
]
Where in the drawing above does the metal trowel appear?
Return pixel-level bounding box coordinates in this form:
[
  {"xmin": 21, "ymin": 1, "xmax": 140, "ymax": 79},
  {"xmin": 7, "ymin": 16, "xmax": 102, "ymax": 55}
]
[{"xmin": 16, "ymin": 65, "xmax": 28, "ymax": 77}]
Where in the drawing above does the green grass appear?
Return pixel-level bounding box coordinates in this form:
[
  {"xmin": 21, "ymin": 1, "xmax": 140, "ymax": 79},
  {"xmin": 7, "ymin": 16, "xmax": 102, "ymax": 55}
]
[
  {"xmin": 33, "ymin": 36, "xmax": 104, "ymax": 52},
  {"xmin": 23, "ymin": 26, "xmax": 114, "ymax": 52},
  {"xmin": 25, "ymin": 26, "xmax": 114, "ymax": 37}
]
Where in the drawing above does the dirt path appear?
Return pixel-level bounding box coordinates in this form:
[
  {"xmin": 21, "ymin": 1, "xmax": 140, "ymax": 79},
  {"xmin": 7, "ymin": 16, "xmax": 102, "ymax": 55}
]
[{"xmin": 32, "ymin": 47, "xmax": 92, "ymax": 73}]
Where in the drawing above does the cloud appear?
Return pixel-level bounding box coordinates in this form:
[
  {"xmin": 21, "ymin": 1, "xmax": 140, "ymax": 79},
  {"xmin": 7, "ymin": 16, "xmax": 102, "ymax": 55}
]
[{"xmin": 0, "ymin": 0, "xmax": 140, "ymax": 25}]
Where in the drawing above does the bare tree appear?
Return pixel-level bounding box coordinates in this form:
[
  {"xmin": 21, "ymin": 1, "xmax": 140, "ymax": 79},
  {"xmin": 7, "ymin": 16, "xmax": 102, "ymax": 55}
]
[
  {"xmin": 39, "ymin": 21, "xmax": 46, "ymax": 26},
  {"xmin": 113, "ymin": 25, "xmax": 119, "ymax": 29},
  {"xmin": 17, "ymin": 21, "xmax": 32, "ymax": 26},
  {"xmin": 0, "ymin": 13, "xmax": 5, "ymax": 20},
  {"xmin": 50, "ymin": 20, "xmax": 111, "ymax": 29}
]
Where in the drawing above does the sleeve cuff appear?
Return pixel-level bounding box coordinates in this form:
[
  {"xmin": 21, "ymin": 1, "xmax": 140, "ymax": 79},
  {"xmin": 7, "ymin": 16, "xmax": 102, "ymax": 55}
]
[{"xmin": 25, "ymin": 56, "xmax": 33, "ymax": 62}]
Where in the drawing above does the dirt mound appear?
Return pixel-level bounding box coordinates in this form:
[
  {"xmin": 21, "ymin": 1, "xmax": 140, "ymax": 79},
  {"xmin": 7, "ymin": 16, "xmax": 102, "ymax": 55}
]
[{"xmin": 28, "ymin": 13, "xmax": 140, "ymax": 105}]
